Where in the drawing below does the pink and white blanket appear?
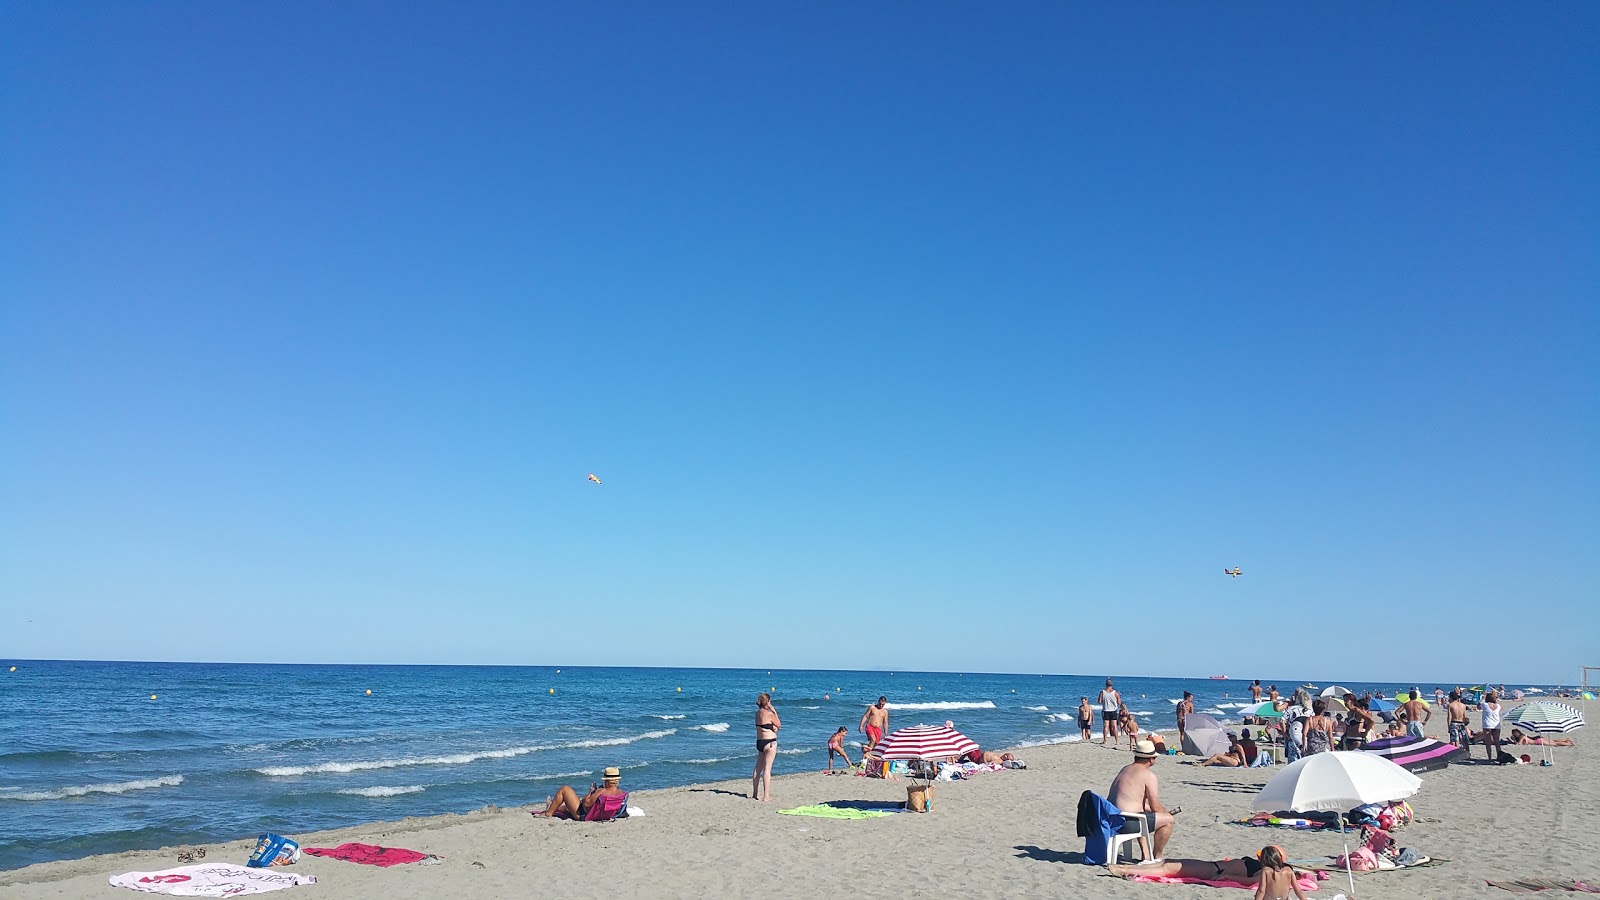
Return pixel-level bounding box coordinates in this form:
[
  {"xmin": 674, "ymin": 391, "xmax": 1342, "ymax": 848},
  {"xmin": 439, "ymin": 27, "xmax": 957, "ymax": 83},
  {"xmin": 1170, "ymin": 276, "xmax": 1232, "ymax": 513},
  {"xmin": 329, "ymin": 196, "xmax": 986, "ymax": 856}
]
[{"xmin": 109, "ymin": 863, "xmax": 316, "ymax": 896}]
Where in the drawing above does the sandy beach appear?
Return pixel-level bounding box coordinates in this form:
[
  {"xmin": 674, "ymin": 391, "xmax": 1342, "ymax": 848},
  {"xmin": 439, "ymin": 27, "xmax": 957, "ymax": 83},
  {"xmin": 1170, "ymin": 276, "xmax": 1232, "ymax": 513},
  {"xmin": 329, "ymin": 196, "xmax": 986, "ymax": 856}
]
[{"xmin": 5, "ymin": 707, "xmax": 1594, "ymax": 900}]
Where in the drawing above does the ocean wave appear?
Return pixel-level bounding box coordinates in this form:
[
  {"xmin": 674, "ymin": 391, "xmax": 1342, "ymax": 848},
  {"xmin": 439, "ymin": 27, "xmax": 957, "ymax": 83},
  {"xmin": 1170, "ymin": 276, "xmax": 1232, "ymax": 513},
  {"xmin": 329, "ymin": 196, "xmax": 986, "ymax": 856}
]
[
  {"xmin": 1024, "ymin": 706, "xmax": 1049, "ymax": 712},
  {"xmin": 336, "ymin": 785, "xmax": 425, "ymax": 797},
  {"xmin": 800, "ymin": 706, "xmax": 820, "ymax": 710},
  {"xmin": 0, "ymin": 775, "xmax": 184, "ymax": 802},
  {"xmin": 652, "ymin": 715, "xmax": 686, "ymax": 720},
  {"xmin": 884, "ymin": 701, "xmax": 995, "ymax": 711},
  {"xmin": 255, "ymin": 730, "xmax": 677, "ymax": 777},
  {"xmin": 776, "ymin": 747, "xmax": 810, "ymax": 755},
  {"xmin": 1013, "ymin": 735, "xmax": 1083, "ymax": 748},
  {"xmin": 676, "ymin": 756, "xmax": 744, "ymax": 765},
  {"xmin": 1047, "ymin": 713, "xmax": 1078, "ymax": 723},
  {"xmin": 691, "ymin": 723, "xmax": 730, "ymax": 733}
]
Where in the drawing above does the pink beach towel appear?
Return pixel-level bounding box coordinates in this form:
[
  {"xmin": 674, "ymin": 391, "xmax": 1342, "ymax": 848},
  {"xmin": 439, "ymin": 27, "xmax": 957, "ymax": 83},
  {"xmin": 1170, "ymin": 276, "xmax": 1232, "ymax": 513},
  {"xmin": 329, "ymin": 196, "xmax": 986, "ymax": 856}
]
[
  {"xmin": 1128, "ymin": 872, "xmax": 1321, "ymax": 892},
  {"xmin": 302, "ymin": 842, "xmax": 429, "ymax": 867}
]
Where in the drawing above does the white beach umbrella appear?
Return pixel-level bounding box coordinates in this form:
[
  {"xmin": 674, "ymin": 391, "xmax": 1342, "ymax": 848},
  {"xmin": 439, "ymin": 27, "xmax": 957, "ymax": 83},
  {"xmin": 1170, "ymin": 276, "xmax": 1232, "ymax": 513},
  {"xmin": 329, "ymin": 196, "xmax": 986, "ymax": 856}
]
[
  {"xmin": 1252, "ymin": 751, "xmax": 1421, "ymax": 813},
  {"xmin": 1320, "ymin": 686, "xmax": 1353, "ymax": 699}
]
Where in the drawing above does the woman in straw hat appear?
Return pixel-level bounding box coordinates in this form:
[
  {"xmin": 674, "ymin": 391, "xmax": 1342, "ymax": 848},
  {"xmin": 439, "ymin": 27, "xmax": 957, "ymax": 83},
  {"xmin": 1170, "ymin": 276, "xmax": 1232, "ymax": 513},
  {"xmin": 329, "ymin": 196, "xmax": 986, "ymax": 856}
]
[{"xmin": 532, "ymin": 767, "xmax": 626, "ymax": 818}]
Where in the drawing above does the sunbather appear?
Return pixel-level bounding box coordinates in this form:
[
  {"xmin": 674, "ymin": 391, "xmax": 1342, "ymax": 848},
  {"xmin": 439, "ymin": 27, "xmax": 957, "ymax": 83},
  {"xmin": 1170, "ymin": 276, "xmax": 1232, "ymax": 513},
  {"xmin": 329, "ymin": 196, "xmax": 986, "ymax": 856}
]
[
  {"xmin": 1508, "ymin": 728, "xmax": 1574, "ymax": 747},
  {"xmin": 1201, "ymin": 733, "xmax": 1246, "ymax": 767},
  {"xmin": 1107, "ymin": 845, "xmax": 1294, "ymax": 891},
  {"xmin": 533, "ymin": 767, "xmax": 626, "ymax": 819}
]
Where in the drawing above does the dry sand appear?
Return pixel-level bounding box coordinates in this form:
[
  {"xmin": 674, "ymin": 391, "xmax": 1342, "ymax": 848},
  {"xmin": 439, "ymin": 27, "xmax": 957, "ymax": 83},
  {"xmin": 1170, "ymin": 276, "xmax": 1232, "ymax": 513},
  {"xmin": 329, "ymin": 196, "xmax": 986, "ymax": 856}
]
[{"xmin": 4, "ymin": 705, "xmax": 1595, "ymax": 899}]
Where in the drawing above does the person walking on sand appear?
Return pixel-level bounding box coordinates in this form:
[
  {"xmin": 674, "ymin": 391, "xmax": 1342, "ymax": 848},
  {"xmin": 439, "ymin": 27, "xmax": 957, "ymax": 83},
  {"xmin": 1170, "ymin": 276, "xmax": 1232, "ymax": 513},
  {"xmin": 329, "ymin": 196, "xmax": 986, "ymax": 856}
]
[
  {"xmin": 752, "ymin": 693, "xmax": 780, "ymax": 800},
  {"xmin": 1480, "ymin": 691, "xmax": 1503, "ymax": 762},
  {"xmin": 1176, "ymin": 691, "xmax": 1195, "ymax": 745},
  {"xmin": 1078, "ymin": 696, "xmax": 1095, "ymax": 742},
  {"xmin": 1447, "ymin": 690, "xmax": 1471, "ymax": 750},
  {"xmin": 860, "ymin": 696, "xmax": 889, "ymax": 750},
  {"xmin": 1400, "ymin": 688, "xmax": 1431, "ymax": 738},
  {"xmin": 1099, "ymin": 679, "xmax": 1123, "ymax": 747},
  {"xmin": 826, "ymin": 727, "xmax": 852, "ymax": 771},
  {"xmin": 1108, "ymin": 739, "xmax": 1178, "ymax": 860}
]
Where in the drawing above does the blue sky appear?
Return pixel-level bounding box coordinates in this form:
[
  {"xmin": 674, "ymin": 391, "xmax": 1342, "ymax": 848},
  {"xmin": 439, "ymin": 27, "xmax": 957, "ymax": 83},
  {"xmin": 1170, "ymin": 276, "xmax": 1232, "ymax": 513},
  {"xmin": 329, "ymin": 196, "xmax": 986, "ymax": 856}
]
[{"xmin": 2, "ymin": 3, "xmax": 1595, "ymax": 684}]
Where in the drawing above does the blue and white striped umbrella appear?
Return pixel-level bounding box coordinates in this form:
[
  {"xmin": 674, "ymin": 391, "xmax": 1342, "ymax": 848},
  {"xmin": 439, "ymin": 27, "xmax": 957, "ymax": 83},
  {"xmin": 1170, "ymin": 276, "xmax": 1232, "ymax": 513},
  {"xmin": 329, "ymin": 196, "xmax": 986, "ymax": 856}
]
[{"xmin": 1504, "ymin": 701, "xmax": 1584, "ymax": 734}]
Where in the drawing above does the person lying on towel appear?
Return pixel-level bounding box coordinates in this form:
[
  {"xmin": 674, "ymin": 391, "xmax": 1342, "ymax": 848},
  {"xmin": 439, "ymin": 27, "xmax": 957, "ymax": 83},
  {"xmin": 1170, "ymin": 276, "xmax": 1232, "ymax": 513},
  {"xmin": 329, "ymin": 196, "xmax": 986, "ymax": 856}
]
[
  {"xmin": 533, "ymin": 767, "xmax": 626, "ymax": 819},
  {"xmin": 1108, "ymin": 845, "xmax": 1308, "ymax": 898}
]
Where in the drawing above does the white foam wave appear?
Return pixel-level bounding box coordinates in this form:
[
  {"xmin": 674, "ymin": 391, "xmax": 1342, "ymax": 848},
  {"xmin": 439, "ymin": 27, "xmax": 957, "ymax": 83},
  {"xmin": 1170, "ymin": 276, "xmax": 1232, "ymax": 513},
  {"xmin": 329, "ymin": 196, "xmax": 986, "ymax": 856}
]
[
  {"xmin": 652, "ymin": 715, "xmax": 686, "ymax": 720},
  {"xmin": 1024, "ymin": 706, "xmax": 1049, "ymax": 712},
  {"xmin": 1130, "ymin": 710, "xmax": 1154, "ymax": 716},
  {"xmin": 0, "ymin": 775, "xmax": 184, "ymax": 801},
  {"xmin": 800, "ymin": 706, "xmax": 820, "ymax": 709},
  {"xmin": 691, "ymin": 723, "xmax": 730, "ymax": 733},
  {"xmin": 336, "ymin": 785, "xmax": 425, "ymax": 797},
  {"xmin": 1014, "ymin": 735, "xmax": 1083, "ymax": 748},
  {"xmin": 256, "ymin": 730, "xmax": 677, "ymax": 777},
  {"xmin": 678, "ymin": 756, "xmax": 744, "ymax": 765},
  {"xmin": 884, "ymin": 701, "xmax": 996, "ymax": 711},
  {"xmin": 776, "ymin": 747, "xmax": 809, "ymax": 755},
  {"xmin": 1047, "ymin": 713, "xmax": 1078, "ymax": 723}
]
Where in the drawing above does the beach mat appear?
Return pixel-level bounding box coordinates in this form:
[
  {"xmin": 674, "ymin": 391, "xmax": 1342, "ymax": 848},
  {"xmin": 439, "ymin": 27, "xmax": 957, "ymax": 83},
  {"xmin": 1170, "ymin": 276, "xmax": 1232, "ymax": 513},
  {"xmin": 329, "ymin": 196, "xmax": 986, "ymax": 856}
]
[
  {"xmin": 777, "ymin": 803, "xmax": 896, "ymax": 819},
  {"xmin": 302, "ymin": 843, "xmax": 434, "ymax": 867},
  {"xmin": 110, "ymin": 863, "xmax": 317, "ymax": 895},
  {"xmin": 1120, "ymin": 872, "xmax": 1321, "ymax": 892},
  {"xmin": 1485, "ymin": 879, "xmax": 1600, "ymax": 893}
]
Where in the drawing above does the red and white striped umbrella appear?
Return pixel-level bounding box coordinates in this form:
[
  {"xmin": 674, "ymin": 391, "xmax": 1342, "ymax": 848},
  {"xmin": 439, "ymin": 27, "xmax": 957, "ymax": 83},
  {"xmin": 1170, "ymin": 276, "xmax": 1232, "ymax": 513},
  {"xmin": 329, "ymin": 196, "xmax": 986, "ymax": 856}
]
[{"xmin": 873, "ymin": 724, "xmax": 979, "ymax": 761}]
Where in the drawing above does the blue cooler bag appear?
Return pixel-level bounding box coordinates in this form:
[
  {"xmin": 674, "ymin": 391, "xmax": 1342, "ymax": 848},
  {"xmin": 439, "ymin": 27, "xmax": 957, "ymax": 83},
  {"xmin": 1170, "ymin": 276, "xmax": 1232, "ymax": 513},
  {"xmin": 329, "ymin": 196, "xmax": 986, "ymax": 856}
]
[{"xmin": 247, "ymin": 832, "xmax": 301, "ymax": 867}]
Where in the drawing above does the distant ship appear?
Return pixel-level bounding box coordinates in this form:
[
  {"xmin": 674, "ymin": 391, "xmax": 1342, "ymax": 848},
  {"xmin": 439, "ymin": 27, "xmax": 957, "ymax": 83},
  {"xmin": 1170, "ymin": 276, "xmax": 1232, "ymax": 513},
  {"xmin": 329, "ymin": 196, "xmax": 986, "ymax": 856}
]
[{"xmin": 1209, "ymin": 675, "xmax": 1229, "ymax": 680}]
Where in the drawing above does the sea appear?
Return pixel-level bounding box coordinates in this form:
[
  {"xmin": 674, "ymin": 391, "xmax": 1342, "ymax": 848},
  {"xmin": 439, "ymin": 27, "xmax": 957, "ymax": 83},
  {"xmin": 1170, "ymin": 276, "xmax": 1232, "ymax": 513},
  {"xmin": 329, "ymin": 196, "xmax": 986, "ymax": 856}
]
[{"xmin": 0, "ymin": 661, "xmax": 1529, "ymax": 870}]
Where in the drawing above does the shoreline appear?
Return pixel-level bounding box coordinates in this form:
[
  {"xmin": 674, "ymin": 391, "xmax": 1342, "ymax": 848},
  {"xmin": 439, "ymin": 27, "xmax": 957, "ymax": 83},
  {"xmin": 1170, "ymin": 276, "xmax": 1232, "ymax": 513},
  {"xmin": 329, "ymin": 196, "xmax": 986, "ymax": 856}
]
[{"xmin": 6, "ymin": 713, "xmax": 1596, "ymax": 898}]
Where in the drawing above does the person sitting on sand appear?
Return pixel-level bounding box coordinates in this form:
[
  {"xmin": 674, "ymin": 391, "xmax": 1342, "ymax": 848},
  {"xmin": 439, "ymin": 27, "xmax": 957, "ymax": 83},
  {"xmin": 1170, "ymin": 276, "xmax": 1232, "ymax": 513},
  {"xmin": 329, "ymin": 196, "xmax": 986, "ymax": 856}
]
[
  {"xmin": 1384, "ymin": 719, "xmax": 1405, "ymax": 738},
  {"xmin": 533, "ymin": 767, "xmax": 626, "ymax": 819},
  {"xmin": 1108, "ymin": 739, "xmax": 1178, "ymax": 859},
  {"xmin": 1508, "ymin": 728, "xmax": 1575, "ymax": 747},
  {"xmin": 1201, "ymin": 733, "xmax": 1246, "ymax": 767},
  {"xmin": 1237, "ymin": 729, "xmax": 1259, "ymax": 766},
  {"xmin": 827, "ymin": 727, "xmax": 853, "ymax": 770},
  {"xmin": 1108, "ymin": 845, "xmax": 1301, "ymax": 897}
]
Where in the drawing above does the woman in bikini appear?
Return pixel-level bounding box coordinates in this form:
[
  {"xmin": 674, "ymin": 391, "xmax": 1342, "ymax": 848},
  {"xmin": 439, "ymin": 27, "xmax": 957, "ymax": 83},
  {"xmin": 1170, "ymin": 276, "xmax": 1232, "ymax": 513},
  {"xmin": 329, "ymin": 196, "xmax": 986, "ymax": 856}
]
[
  {"xmin": 1508, "ymin": 728, "xmax": 1575, "ymax": 747},
  {"xmin": 1253, "ymin": 845, "xmax": 1308, "ymax": 900},
  {"xmin": 751, "ymin": 692, "xmax": 780, "ymax": 801},
  {"xmin": 1107, "ymin": 845, "xmax": 1297, "ymax": 892}
]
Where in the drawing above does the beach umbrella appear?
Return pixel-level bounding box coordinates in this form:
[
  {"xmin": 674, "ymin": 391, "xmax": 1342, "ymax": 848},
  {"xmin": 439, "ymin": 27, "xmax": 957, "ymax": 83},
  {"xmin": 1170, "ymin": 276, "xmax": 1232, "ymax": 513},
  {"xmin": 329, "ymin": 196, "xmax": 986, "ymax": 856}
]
[
  {"xmin": 1320, "ymin": 686, "xmax": 1353, "ymax": 699},
  {"xmin": 1180, "ymin": 713, "xmax": 1231, "ymax": 757},
  {"xmin": 1361, "ymin": 734, "xmax": 1464, "ymax": 773},
  {"xmin": 1252, "ymin": 751, "xmax": 1421, "ymax": 813},
  {"xmin": 1394, "ymin": 692, "xmax": 1430, "ymax": 707},
  {"xmin": 873, "ymin": 724, "xmax": 979, "ymax": 762},
  {"xmin": 1239, "ymin": 701, "xmax": 1284, "ymax": 719},
  {"xmin": 1504, "ymin": 702, "xmax": 1584, "ymax": 734}
]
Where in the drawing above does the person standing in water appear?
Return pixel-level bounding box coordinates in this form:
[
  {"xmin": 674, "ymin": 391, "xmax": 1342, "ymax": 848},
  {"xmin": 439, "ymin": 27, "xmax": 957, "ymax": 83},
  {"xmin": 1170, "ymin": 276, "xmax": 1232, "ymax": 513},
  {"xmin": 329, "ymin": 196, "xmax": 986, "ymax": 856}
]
[
  {"xmin": 1099, "ymin": 679, "xmax": 1123, "ymax": 747},
  {"xmin": 1078, "ymin": 696, "xmax": 1095, "ymax": 742},
  {"xmin": 751, "ymin": 693, "xmax": 780, "ymax": 800}
]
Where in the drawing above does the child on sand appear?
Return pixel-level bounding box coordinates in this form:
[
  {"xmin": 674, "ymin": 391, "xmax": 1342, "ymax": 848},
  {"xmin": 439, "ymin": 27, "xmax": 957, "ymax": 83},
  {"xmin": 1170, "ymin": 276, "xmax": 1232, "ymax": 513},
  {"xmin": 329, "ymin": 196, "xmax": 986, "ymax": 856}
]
[
  {"xmin": 1253, "ymin": 845, "xmax": 1306, "ymax": 900},
  {"xmin": 827, "ymin": 727, "xmax": 853, "ymax": 771}
]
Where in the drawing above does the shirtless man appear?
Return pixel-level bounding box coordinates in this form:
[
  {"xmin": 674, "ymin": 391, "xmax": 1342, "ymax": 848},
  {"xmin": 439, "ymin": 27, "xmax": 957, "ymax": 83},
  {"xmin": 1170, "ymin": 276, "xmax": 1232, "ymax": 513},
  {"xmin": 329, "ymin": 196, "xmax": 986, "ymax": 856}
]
[
  {"xmin": 1400, "ymin": 688, "xmax": 1431, "ymax": 738},
  {"xmin": 1099, "ymin": 679, "xmax": 1123, "ymax": 747},
  {"xmin": 1250, "ymin": 680, "xmax": 1263, "ymax": 703},
  {"xmin": 1446, "ymin": 691, "xmax": 1471, "ymax": 750},
  {"xmin": 1176, "ymin": 692, "xmax": 1195, "ymax": 744},
  {"xmin": 1078, "ymin": 696, "xmax": 1095, "ymax": 742},
  {"xmin": 860, "ymin": 696, "xmax": 889, "ymax": 750},
  {"xmin": 1108, "ymin": 739, "xmax": 1177, "ymax": 860}
]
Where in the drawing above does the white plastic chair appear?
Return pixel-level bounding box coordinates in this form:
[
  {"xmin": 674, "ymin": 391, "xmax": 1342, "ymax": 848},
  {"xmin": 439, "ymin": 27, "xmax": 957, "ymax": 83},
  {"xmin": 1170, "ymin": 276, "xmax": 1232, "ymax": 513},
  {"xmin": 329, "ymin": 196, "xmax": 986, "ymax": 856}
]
[{"xmin": 1108, "ymin": 811, "xmax": 1153, "ymax": 865}]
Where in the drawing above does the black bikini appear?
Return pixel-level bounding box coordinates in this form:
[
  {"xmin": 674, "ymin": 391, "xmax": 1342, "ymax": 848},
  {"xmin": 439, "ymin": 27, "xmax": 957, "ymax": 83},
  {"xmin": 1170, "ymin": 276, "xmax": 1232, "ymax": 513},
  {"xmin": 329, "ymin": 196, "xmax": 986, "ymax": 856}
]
[{"xmin": 756, "ymin": 720, "xmax": 777, "ymax": 752}]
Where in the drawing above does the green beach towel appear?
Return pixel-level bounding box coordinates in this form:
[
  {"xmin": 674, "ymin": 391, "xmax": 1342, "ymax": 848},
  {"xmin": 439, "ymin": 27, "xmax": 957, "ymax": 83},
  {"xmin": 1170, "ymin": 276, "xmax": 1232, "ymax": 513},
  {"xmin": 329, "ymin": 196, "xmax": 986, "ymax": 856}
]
[{"xmin": 777, "ymin": 804, "xmax": 895, "ymax": 820}]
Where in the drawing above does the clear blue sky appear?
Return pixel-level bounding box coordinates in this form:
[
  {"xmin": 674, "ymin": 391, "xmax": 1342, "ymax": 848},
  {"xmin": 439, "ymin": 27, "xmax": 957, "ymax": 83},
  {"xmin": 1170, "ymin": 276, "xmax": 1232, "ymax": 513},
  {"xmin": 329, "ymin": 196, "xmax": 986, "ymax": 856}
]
[{"xmin": 2, "ymin": 3, "xmax": 1595, "ymax": 685}]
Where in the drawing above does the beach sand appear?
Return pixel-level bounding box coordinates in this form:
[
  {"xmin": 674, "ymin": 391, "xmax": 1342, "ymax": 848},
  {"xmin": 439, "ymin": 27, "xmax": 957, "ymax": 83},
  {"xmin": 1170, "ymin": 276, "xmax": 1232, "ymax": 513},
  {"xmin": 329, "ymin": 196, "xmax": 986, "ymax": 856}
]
[{"xmin": 4, "ymin": 708, "xmax": 1595, "ymax": 899}]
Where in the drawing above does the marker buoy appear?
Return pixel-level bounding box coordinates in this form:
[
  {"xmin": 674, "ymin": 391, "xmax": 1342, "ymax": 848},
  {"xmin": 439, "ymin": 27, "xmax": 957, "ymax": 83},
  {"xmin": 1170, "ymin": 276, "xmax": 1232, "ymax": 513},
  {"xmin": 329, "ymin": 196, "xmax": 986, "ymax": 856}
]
[
  {"xmin": 917, "ymin": 686, "xmax": 922, "ymax": 691},
  {"xmin": 1011, "ymin": 689, "xmax": 1016, "ymax": 693},
  {"xmin": 150, "ymin": 694, "xmax": 158, "ymax": 700},
  {"xmin": 365, "ymin": 689, "xmax": 372, "ymax": 696},
  {"xmin": 7, "ymin": 666, "xmax": 14, "ymax": 672},
  {"xmin": 556, "ymin": 670, "xmax": 561, "ymax": 674},
  {"xmin": 676, "ymin": 687, "xmax": 682, "ymax": 692},
  {"xmin": 549, "ymin": 688, "xmax": 555, "ymax": 694}
]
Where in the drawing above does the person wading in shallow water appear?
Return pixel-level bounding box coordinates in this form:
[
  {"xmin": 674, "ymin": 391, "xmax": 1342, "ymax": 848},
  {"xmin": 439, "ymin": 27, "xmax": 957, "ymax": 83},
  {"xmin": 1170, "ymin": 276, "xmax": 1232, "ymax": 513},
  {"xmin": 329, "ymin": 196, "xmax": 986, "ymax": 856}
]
[{"xmin": 860, "ymin": 696, "xmax": 888, "ymax": 750}]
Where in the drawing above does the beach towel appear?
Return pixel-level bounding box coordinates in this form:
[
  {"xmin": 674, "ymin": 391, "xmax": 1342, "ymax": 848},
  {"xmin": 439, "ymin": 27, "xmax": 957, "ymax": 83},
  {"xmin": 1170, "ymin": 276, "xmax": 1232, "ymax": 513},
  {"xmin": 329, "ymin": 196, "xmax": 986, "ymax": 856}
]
[
  {"xmin": 1485, "ymin": 878, "xmax": 1600, "ymax": 893},
  {"xmin": 1302, "ymin": 856, "xmax": 1449, "ymax": 875},
  {"xmin": 110, "ymin": 863, "xmax": 316, "ymax": 896},
  {"xmin": 302, "ymin": 843, "xmax": 432, "ymax": 867},
  {"xmin": 1125, "ymin": 871, "xmax": 1322, "ymax": 892},
  {"xmin": 776, "ymin": 803, "xmax": 895, "ymax": 819}
]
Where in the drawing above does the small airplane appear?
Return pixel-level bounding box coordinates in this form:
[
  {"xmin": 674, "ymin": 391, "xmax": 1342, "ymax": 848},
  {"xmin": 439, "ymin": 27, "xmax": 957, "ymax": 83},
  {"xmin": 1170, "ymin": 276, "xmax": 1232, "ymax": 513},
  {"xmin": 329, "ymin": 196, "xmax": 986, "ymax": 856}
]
[
  {"xmin": 587, "ymin": 473, "xmax": 602, "ymax": 484},
  {"xmin": 1225, "ymin": 567, "xmax": 1242, "ymax": 578}
]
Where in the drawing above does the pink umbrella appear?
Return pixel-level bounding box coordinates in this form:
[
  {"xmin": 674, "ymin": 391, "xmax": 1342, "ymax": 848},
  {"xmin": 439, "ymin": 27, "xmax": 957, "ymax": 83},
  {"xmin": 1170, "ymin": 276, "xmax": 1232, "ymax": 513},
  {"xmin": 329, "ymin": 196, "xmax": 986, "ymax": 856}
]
[{"xmin": 874, "ymin": 724, "xmax": 979, "ymax": 761}]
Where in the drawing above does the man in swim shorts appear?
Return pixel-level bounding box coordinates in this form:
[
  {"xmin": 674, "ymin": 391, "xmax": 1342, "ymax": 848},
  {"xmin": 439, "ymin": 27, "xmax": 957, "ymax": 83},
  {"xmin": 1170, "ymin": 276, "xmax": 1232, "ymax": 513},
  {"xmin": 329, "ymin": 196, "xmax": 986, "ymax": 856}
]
[
  {"xmin": 1099, "ymin": 678, "xmax": 1123, "ymax": 747},
  {"xmin": 1446, "ymin": 690, "xmax": 1470, "ymax": 749},
  {"xmin": 1078, "ymin": 696, "xmax": 1095, "ymax": 741},
  {"xmin": 1108, "ymin": 739, "xmax": 1177, "ymax": 860},
  {"xmin": 1400, "ymin": 688, "xmax": 1431, "ymax": 739},
  {"xmin": 860, "ymin": 696, "xmax": 889, "ymax": 749}
]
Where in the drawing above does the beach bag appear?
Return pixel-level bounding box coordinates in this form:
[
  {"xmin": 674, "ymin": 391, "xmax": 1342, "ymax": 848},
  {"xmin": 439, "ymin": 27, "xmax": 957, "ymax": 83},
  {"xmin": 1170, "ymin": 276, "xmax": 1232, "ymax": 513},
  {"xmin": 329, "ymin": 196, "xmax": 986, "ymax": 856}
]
[
  {"xmin": 247, "ymin": 833, "xmax": 301, "ymax": 867},
  {"xmin": 905, "ymin": 784, "xmax": 933, "ymax": 812},
  {"xmin": 1335, "ymin": 847, "xmax": 1379, "ymax": 872}
]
